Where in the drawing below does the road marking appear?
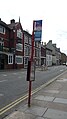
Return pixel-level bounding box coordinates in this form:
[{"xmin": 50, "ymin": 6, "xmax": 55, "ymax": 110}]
[
  {"xmin": 0, "ymin": 80, "xmax": 8, "ymax": 83},
  {"xmin": 60, "ymin": 69, "xmax": 63, "ymax": 72},
  {"xmin": 13, "ymin": 73, "xmax": 17, "ymax": 75},
  {"xmin": 0, "ymin": 94, "xmax": 28, "ymax": 115},
  {"xmin": 0, "ymin": 70, "xmax": 67, "ymax": 116},
  {"xmin": 3, "ymin": 74, "xmax": 7, "ymax": 77},
  {"xmin": 0, "ymin": 94, "xmax": 4, "ymax": 97}
]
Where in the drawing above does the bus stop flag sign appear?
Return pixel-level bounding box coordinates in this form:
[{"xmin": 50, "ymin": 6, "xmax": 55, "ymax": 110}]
[{"xmin": 34, "ymin": 20, "xmax": 42, "ymax": 41}]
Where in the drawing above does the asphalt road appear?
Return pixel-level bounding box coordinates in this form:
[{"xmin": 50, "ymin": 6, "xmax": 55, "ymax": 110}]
[{"xmin": 0, "ymin": 65, "xmax": 67, "ymax": 115}]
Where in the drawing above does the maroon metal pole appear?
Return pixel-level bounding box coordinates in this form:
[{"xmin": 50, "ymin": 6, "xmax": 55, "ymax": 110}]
[
  {"xmin": 28, "ymin": 81, "xmax": 32, "ymax": 107},
  {"xmin": 28, "ymin": 21, "xmax": 34, "ymax": 107}
]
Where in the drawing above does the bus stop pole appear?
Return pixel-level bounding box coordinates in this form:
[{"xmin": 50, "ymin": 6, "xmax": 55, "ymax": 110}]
[
  {"xmin": 28, "ymin": 23, "xmax": 34, "ymax": 107},
  {"xmin": 28, "ymin": 80, "xmax": 32, "ymax": 107}
]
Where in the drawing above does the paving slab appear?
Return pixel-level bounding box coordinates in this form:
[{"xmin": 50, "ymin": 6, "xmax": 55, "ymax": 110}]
[
  {"xmin": 18, "ymin": 104, "xmax": 28, "ymax": 112},
  {"xmin": 35, "ymin": 117, "xmax": 46, "ymax": 119},
  {"xmin": 5, "ymin": 111, "xmax": 36, "ymax": 119},
  {"xmin": 61, "ymin": 91, "xmax": 67, "ymax": 94},
  {"xmin": 57, "ymin": 78, "xmax": 67, "ymax": 82},
  {"xmin": 32, "ymin": 99, "xmax": 48, "ymax": 107},
  {"xmin": 45, "ymin": 81, "xmax": 62, "ymax": 90},
  {"xmin": 43, "ymin": 108, "xmax": 67, "ymax": 119},
  {"xmin": 54, "ymin": 97, "xmax": 67, "ymax": 104},
  {"xmin": 35, "ymin": 95, "xmax": 55, "ymax": 102},
  {"xmin": 25, "ymin": 106, "xmax": 47, "ymax": 116},
  {"xmin": 44, "ymin": 90, "xmax": 59, "ymax": 94}
]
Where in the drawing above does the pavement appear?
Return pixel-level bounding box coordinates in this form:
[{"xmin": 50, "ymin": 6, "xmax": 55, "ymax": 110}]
[{"xmin": 3, "ymin": 69, "xmax": 67, "ymax": 119}]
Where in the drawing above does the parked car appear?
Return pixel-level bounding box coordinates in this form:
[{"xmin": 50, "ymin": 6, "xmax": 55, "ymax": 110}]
[
  {"xmin": 63, "ymin": 63, "xmax": 66, "ymax": 65},
  {"xmin": 66, "ymin": 62, "xmax": 67, "ymax": 66}
]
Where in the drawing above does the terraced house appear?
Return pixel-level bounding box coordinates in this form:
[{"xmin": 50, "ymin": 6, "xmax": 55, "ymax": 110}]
[
  {"xmin": 0, "ymin": 18, "xmax": 41, "ymax": 70},
  {"xmin": 0, "ymin": 18, "xmax": 24, "ymax": 69},
  {"xmin": 0, "ymin": 18, "xmax": 66, "ymax": 70},
  {"xmin": 0, "ymin": 18, "xmax": 11, "ymax": 69},
  {"xmin": 8, "ymin": 19, "xmax": 23, "ymax": 69}
]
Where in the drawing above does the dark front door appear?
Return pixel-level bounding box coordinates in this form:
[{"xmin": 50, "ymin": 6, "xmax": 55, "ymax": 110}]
[
  {"xmin": 0, "ymin": 54, "xmax": 4, "ymax": 69},
  {"xmin": 1, "ymin": 59, "xmax": 4, "ymax": 69}
]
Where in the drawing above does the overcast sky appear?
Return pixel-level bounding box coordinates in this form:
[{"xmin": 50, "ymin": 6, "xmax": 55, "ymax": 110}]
[{"xmin": 0, "ymin": 0, "xmax": 67, "ymax": 55}]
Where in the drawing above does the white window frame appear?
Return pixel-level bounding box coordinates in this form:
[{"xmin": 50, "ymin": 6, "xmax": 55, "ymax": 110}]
[
  {"xmin": 25, "ymin": 46, "xmax": 29, "ymax": 56},
  {"xmin": 29, "ymin": 37, "xmax": 31, "ymax": 45},
  {"xmin": 15, "ymin": 56, "xmax": 23, "ymax": 64},
  {"xmin": 16, "ymin": 43, "xmax": 23, "ymax": 51},
  {"xmin": 0, "ymin": 25, "xmax": 5, "ymax": 34},
  {"xmin": 17, "ymin": 29, "xmax": 22, "ymax": 39},
  {"xmin": 8, "ymin": 54, "xmax": 13, "ymax": 64},
  {"xmin": 0, "ymin": 41, "xmax": 4, "ymax": 46},
  {"xmin": 24, "ymin": 35, "xmax": 28, "ymax": 43}
]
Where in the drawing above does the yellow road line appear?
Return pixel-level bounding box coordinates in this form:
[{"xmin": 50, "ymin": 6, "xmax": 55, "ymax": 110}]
[
  {"xmin": 0, "ymin": 96, "xmax": 28, "ymax": 115},
  {"xmin": 0, "ymin": 94, "xmax": 28, "ymax": 112},
  {"xmin": 0, "ymin": 70, "xmax": 67, "ymax": 115}
]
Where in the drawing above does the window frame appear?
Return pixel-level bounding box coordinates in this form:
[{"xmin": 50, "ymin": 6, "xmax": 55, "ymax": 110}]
[
  {"xmin": 16, "ymin": 43, "xmax": 23, "ymax": 51},
  {"xmin": 0, "ymin": 25, "xmax": 5, "ymax": 34},
  {"xmin": 15, "ymin": 55, "xmax": 23, "ymax": 64},
  {"xmin": 8, "ymin": 54, "xmax": 13, "ymax": 64}
]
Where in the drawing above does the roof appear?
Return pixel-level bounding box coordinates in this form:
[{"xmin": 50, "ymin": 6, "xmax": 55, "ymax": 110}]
[
  {"xmin": 23, "ymin": 30, "xmax": 32, "ymax": 37},
  {"xmin": 46, "ymin": 47, "xmax": 52, "ymax": 51},
  {"xmin": 8, "ymin": 22, "xmax": 19, "ymax": 29},
  {"xmin": 0, "ymin": 19, "xmax": 10, "ymax": 29}
]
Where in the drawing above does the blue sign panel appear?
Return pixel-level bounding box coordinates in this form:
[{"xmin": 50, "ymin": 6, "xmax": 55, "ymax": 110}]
[
  {"xmin": 36, "ymin": 20, "xmax": 42, "ymax": 27},
  {"xmin": 33, "ymin": 20, "xmax": 42, "ymax": 41},
  {"xmin": 34, "ymin": 31, "xmax": 42, "ymax": 38},
  {"xmin": 34, "ymin": 20, "xmax": 42, "ymax": 31}
]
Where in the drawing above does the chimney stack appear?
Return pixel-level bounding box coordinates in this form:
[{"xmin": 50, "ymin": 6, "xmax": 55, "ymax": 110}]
[{"xmin": 10, "ymin": 19, "xmax": 15, "ymax": 24}]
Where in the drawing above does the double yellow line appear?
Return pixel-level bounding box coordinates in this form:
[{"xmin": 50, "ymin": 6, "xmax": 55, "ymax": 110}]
[
  {"xmin": 0, "ymin": 71, "xmax": 66, "ymax": 116},
  {"xmin": 0, "ymin": 85, "xmax": 44, "ymax": 115},
  {"xmin": 0, "ymin": 81, "xmax": 51, "ymax": 116},
  {"xmin": 0, "ymin": 94, "xmax": 28, "ymax": 115}
]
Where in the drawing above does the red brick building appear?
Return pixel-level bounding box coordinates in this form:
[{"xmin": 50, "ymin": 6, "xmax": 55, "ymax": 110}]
[
  {"xmin": 0, "ymin": 18, "xmax": 11, "ymax": 69},
  {"xmin": 0, "ymin": 18, "xmax": 23, "ymax": 69},
  {"xmin": 8, "ymin": 19, "xmax": 23, "ymax": 69},
  {"xmin": 0, "ymin": 18, "xmax": 42, "ymax": 70}
]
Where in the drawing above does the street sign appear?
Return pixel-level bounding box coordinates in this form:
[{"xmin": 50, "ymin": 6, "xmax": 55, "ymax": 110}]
[
  {"xmin": 26, "ymin": 60, "xmax": 31, "ymax": 81},
  {"xmin": 33, "ymin": 20, "xmax": 42, "ymax": 41},
  {"xmin": 27, "ymin": 20, "xmax": 42, "ymax": 107},
  {"xmin": 34, "ymin": 31, "xmax": 42, "ymax": 41},
  {"xmin": 26, "ymin": 60, "xmax": 35, "ymax": 81},
  {"xmin": 34, "ymin": 31, "xmax": 42, "ymax": 38},
  {"xmin": 34, "ymin": 20, "xmax": 42, "ymax": 31},
  {"xmin": 30, "ymin": 60, "xmax": 35, "ymax": 81}
]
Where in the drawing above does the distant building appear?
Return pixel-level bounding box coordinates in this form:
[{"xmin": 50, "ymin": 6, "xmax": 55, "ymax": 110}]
[
  {"xmin": 41, "ymin": 42, "xmax": 46, "ymax": 65},
  {"xmin": 46, "ymin": 40, "xmax": 52, "ymax": 66},
  {"xmin": 0, "ymin": 18, "xmax": 66, "ymax": 70},
  {"xmin": 23, "ymin": 30, "xmax": 32, "ymax": 68},
  {"xmin": 61, "ymin": 53, "xmax": 66, "ymax": 64},
  {"xmin": 35, "ymin": 41, "xmax": 41, "ymax": 66},
  {"xmin": 41, "ymin": 41, "xmax": 52, "ymax": 66}
]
